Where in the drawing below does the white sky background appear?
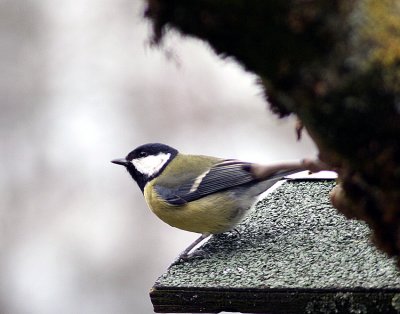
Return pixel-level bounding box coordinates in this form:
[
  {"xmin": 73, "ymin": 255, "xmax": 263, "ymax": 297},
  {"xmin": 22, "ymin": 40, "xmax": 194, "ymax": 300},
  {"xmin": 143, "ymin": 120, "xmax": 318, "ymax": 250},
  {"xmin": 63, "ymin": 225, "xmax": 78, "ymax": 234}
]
[{"xmin": 0, "ymin": 1, "xmax": 317, "ymax": 313}]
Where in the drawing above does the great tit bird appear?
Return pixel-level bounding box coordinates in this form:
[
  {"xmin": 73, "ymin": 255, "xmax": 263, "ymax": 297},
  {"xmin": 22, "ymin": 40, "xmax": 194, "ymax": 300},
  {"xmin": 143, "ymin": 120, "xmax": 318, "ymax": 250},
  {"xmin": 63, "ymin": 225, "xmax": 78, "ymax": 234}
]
[{"xmin": 112, "ymin": 143, "xmax": 303, "ymax": 260}]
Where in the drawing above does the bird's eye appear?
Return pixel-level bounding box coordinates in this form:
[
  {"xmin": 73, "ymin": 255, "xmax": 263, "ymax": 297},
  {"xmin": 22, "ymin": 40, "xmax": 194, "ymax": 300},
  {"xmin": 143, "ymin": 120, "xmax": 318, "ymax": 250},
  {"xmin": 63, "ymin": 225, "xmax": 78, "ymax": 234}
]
[{"xmin": 139, "ymin": 151, "xmax": 148, "ymax": 158}]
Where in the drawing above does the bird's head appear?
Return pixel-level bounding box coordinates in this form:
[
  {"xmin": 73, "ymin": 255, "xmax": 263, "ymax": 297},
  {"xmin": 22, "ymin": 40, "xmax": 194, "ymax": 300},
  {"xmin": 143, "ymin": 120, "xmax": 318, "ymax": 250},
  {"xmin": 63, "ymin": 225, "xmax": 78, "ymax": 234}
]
[{"xmin": 112, "ymin": 143, "xmax": 178, "ymax": 191}]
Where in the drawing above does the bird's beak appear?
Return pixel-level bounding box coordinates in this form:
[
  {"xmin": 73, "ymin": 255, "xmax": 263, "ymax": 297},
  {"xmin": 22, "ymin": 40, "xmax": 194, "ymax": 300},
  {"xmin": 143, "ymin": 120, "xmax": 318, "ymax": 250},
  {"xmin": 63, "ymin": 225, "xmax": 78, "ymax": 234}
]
[{"xmin": 111, "ymin": 158, "xmax": 130, "ymax": 166}]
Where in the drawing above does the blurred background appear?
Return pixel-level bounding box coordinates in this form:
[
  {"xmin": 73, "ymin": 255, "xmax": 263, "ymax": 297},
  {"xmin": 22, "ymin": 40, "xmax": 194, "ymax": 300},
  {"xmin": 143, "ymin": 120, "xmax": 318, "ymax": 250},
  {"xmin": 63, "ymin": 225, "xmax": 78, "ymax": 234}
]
[{"xmin": 0, "ymin": 0, "xmax": 316, "ymax": 313}]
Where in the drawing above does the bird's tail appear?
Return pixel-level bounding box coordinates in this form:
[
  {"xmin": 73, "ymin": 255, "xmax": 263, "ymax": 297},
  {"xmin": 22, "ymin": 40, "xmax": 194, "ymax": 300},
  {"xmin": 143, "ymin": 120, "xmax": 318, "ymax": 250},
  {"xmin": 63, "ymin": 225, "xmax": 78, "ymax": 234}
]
[{"xmin": 251, "ymin": 168, "xmax": 303, "ymax": 196}]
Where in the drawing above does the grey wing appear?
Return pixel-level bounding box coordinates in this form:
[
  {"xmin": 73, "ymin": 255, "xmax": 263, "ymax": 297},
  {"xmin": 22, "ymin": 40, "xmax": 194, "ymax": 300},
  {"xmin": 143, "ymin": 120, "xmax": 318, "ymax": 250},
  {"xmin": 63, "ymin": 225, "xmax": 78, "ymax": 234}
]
[{"xmin": 154, "ymin": 160, "xmax": 257, "ymax": 205}]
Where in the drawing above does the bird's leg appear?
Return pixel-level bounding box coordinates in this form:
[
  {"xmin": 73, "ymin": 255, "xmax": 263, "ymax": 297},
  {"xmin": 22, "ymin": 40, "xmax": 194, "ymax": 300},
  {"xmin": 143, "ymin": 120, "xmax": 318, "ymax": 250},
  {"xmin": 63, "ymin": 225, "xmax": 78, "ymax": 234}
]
[{"xmin": 177, "ymin": 233, "xmax": 210, "ymax": 261}]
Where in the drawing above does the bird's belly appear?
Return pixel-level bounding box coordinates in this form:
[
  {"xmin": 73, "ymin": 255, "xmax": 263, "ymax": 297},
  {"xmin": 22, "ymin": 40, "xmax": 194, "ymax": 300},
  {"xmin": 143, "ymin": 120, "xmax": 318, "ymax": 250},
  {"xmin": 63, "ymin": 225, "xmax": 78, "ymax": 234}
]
[{"xmin": 145, "ymin": 189, "xmax": 249, "ymax": 234}]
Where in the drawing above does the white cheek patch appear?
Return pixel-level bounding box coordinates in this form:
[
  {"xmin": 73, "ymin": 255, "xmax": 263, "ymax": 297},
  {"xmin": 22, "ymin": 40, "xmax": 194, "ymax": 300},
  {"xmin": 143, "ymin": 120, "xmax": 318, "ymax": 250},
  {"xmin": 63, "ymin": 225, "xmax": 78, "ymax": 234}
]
[{"xmin": 131, "ymin": 153, "xmax": 171, "ymax": 177}]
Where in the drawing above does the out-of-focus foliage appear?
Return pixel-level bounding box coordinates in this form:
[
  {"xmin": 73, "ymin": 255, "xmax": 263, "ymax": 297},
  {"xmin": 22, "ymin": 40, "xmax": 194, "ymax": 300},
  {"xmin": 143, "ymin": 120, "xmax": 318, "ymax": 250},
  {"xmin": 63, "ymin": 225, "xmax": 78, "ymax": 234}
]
[{"xmin": 361, "ymin": 0, "xmax": 400, "ymax": 67}]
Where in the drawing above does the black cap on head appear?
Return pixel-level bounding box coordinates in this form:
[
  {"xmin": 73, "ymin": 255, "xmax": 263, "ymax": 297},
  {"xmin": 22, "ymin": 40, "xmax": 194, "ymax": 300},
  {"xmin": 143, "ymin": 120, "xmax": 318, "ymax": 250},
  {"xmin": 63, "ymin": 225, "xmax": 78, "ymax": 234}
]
[{"xmin": 125, "ymin": 143, "xmax": 178, "ymax": 161}]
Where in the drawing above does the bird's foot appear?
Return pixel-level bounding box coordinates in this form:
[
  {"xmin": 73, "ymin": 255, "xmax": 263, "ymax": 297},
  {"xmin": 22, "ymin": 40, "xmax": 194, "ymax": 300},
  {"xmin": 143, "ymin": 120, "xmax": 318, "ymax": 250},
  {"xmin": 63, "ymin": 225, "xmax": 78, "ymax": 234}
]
[{"xmin": 170, "ymin": 249, "xmax": 209, "ymax": 266}]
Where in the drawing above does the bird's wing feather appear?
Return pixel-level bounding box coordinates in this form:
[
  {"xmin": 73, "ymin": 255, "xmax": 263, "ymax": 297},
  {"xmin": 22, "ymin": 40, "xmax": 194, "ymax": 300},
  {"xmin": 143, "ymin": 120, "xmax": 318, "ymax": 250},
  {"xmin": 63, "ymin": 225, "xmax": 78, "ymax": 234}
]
[{"xmin": 155, "ymin": 160, "xmax": 256, "ymax": 205}]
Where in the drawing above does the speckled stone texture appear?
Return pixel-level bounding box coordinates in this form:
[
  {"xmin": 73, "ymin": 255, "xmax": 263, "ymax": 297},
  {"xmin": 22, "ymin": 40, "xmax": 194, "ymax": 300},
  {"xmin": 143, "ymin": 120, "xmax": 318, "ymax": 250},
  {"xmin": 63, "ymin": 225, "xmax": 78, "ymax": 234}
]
[{"xmin": 151, "ymin": 180, "xmax": 400, "ymax": 313}]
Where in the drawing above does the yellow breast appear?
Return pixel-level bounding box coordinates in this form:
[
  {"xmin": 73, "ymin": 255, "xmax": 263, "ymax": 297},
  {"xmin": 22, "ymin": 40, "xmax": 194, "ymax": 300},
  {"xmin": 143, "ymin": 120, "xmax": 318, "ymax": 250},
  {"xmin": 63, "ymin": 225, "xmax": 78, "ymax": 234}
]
[{"xmin": 143, "ymin": 180, "xmax": 245, "ymax": 234}]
